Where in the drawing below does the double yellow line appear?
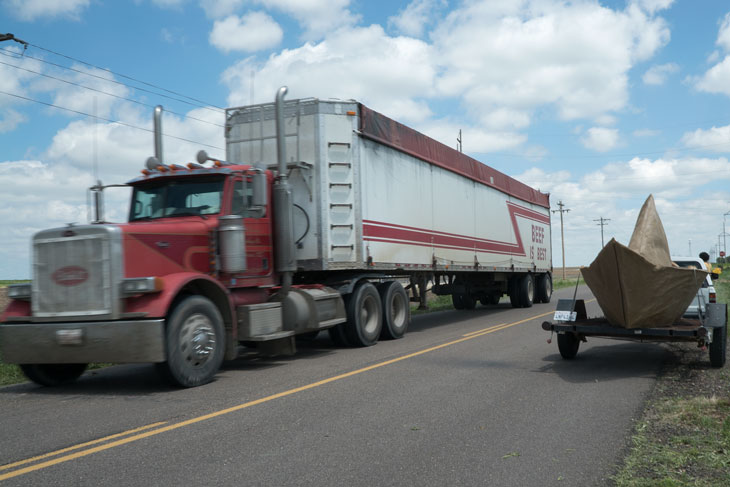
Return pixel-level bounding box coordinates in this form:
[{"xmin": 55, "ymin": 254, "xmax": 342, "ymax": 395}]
[{"xmin": 0, "ymin": 308, "xmax": 556, "ymax": 481}]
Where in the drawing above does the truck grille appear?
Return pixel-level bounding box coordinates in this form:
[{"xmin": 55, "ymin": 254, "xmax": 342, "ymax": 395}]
[{"xmin": 32, "ymin": 225, "xmax": 123, "ymax": 320}]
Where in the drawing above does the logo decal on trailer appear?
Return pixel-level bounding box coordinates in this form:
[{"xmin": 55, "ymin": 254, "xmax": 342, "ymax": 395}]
[{"xmin": 52, "ymin": 266, "xmax": 89, "ymax": 286}]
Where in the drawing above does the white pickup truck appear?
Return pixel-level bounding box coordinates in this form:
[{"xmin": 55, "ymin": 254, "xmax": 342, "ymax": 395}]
[{"xmin": 671, "ymin": 256, "xmax": 717, "ymax": 319}]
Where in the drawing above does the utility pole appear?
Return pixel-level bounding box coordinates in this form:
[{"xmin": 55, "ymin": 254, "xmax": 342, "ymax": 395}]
[
  {"xmin": 594, "ymin": 217, "xmax": 610, "ymax": 248},
  {"xmin": 552, "ymin": 200, "xmax": 570, "ymax": 280},
  {"xmin": 723, "ymin": 211, "xmax": 730, "ymax": 255},
  {"xmin": 456, "ymin": 129, "xmax": 462, "ymax": 153}
]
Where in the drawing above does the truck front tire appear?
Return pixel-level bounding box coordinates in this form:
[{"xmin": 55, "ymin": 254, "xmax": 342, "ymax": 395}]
[
  {"xmin": 158, "ymin": 295, "xmax": 225, "ymax": 387},
  {"xmin": 20, "ymin": 363, "xmax": 87, "ymax": 386}
]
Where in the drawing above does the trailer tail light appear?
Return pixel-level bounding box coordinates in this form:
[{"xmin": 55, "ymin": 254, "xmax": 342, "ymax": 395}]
[{"xmin": 709, "ymin": 291, "xmax": 716, "ymax": 303}]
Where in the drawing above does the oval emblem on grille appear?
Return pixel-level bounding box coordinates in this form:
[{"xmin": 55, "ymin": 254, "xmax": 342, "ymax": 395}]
[{"xmin": 52, "ymin": 266, "xmax": 89, "ymax": 287}]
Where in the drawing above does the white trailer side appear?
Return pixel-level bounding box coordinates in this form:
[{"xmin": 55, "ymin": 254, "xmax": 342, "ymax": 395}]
[
  {"xmin": 226, "ymin": 99, "xmax": 551, "ymax": 272},
  {"xmin": 226, "ymin": 98, "xmax": 552, "ymax": 310}
]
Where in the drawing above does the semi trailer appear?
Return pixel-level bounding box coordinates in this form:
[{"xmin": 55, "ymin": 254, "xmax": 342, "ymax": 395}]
[{"xmin": 1, "ymin": 87, "xmax": 552, "ymax": 387}]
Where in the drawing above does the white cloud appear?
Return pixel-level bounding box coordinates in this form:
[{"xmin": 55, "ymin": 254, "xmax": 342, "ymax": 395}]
[
  {"xmin": 3, "ymin": 0, "xmax": 90, "ymax": 21},
  {"xmin": 418, "ymin": 120, "xmax": 527, "ymax": 153},
  {"xmin": 432, "ymin": 1, "xmax": 671, "ymax": 128},
  {"xmin": 0, "ymin": 108, "xmax": 27, "ymax": 133},
  {"xmin": 516, "ymin": 155, "xmax": 730, "ymax": 266},
  {"xmin": 642, "ymin": 62, "xmax": 679, "ymax": 85},
  {"xmin": 682, "ymin": 125, "xmax": 730, "ymax": 153},
  {"xmin": 261, "ymin": 0, "xmax": 359, "ymax": 41},
  {"xmin": 695, "ymin": 13, "xmax": 730, "ymax": 96},
  {"xmin": 718, "ymin": 12, "xmax": 730, "ymax": 52},
  {"xmin": 210, "ymin": 12, "xmax": 283, "ymax": 53},
  {"xmin": 388, "ymin": 0, "xmax": 445, "ymax": 38},
  {"xmin": 581, "ymin": 127, "xmax": 619, "ymax": 152},
  {"xmin": 199, "ymin": 0, "xmax": 244, "ymax": 18},
  {"xmin": 223, "ymin": 25, "xmax": 436, "ymax": 123},
  {"xmin": 630, "ymin": 0, "xmax": 675, "ymax": 15},
  {"xmin": 33, "ymin": 65, "xmax": 131, "ymax": 120}
]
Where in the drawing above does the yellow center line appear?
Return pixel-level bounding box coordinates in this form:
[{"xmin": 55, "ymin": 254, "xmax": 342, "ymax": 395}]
[
  {"xmin": 462, "ymin": 324, "xmax": 506, "ymax": 337},
  {"xmin": 0, "ymin": 304, "xmax": 583, "ymax": 481},
  {"xmin": 0, "ymin": 422, "xmax": 167, "ymax": 472}
]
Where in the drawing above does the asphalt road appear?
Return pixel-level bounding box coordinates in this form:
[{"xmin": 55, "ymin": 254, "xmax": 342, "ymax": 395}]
[{"xmin": 0, "ymin": 285, "xmax": 671, "ymax": 486}]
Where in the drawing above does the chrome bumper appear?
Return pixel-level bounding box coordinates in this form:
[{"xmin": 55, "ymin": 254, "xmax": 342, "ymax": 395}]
[{"xmin": 0, "ymin": 319, "xmax": 165, "ymax": 364}]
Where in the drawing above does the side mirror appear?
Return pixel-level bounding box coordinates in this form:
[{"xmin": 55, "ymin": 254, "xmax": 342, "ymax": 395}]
[{"xmin": 711, "ymin": 272, "xmax": 719, "ymax": 280}]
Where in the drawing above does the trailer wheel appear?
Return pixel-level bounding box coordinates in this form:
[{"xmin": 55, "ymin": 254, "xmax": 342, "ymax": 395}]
[
  {"xmin": 462, "ymin": 293, "xmax": 477, "ymax": 310},
  {"xmin": 378, "ymin": 281, "xmax": 410, "ymax": 339},
  {"xmin": 344, "ymin": 282, "xmax": 383, "ymax": 347},
  {"xmin": 20, "ymin": 363, "xmax": 87, "ymax": 387},
  {"xmin": 452, "ymin": 293, "xmax": 465, "ymax": 310},
  {"xmin": 557, "ymin": 333, "xmax": 580, "ymax": 359},
  {"xmin": 509, "ymin": 278, "xmax": 520, "ymax": 308},
  {"xmin": 158, "ymin": 295, "xmax": 225, "ymax": 387},
  {"xmin": 535, "ymin": 273, "xmax": 552, "ymax": 303},
  {"xmin": 484, "ymin": 293, "xmax": 501, "ymax": 305},
  {"xmin": 519, "ymin": 274, "xmax": 534, "ymax": 308},
  {"xmin": 709, "ymin": 324, "xmax": 727, "ymax": 368}
]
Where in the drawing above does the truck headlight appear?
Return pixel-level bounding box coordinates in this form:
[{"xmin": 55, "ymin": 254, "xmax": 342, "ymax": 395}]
[
  {"xmin": 7, "ymin": 283, "xmax": 31, "ymax": 300},
  {"xmin": 121, "ymin": 277, "xmax": 163, "ymax": 295}
]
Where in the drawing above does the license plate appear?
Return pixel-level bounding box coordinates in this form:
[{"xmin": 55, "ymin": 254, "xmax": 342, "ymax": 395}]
[
  {"xmin": 56, "ymin": 329, "xmax": 84, "ymax": 345},
  {"xmin": 553, "ymin": 310, "xmax": 577, "ymax": 322}
]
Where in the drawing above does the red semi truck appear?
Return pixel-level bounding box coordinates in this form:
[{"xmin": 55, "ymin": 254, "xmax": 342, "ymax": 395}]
[{"xmin": 1, "ymin": 87, "xmax": 552, "ymax": 387}]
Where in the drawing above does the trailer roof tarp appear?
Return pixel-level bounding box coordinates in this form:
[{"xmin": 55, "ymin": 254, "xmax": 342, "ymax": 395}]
[{"xmin": 358, "ymin": 104, "xmax": 550, "ymax": 209}]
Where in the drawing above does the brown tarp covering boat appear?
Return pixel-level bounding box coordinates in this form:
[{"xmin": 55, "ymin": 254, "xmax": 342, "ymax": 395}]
[{"xmin": 580, "ymin": 195, "xmax": 707, "ymax": 328}]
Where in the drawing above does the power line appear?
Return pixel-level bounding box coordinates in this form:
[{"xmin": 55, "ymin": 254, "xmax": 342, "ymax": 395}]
[
  {"xmin": 25, "ymin": 41, "xmax": 224, "ymax": 111},
  {"xmin": 0, "ymin": 89, "xmax": 224, "ymax": 151},
  {"xmin": 0, "ymin": 59, "xmax": 224, "ymax": 128},
  {"xmin": 0, "ymin": 47, "xmax": 224, "ymax": 115}
]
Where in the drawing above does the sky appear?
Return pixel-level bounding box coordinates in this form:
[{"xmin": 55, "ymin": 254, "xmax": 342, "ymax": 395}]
[{"xmin": 2, "ymin": 0, "xmax": 730, "ymax": 279}]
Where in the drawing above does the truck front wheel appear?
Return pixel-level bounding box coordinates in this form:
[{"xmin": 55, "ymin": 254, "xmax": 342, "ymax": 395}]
[
  {"xmin": 20, "ymin": 363, "xmax": 87, "ymax": 386},
  {"xmin": 158, "ymin": 295, "xmax": 225, "ymax": 387}
]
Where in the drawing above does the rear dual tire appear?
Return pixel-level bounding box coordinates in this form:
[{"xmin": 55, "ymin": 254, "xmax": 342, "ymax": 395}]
[{"xmin": 510, "ymin": 274, "xmax": 534, "ymax": 308}]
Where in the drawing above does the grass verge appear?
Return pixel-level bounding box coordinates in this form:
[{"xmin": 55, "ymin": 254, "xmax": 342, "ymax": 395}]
[{"xmin": 611, "ymin": 271, "xmax": 730, "ymax": 486}]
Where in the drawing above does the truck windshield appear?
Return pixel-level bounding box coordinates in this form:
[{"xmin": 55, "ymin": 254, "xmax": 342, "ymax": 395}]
[{"xmin": 129, "ymin": 177, "xmax": 225, "ymax": 221}]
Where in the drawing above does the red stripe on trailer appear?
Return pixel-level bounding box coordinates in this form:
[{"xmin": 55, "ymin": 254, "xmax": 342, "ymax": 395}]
[
  {"xmin": 363, "ymin": 202, "xmax": 548, "ymax": 257},
  {"xmin": 358, "ymin": 104, "xmax": 550, "ymax": 209}
]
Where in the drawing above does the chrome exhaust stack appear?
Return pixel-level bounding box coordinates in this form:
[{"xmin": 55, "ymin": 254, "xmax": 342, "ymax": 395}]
[{"xmin": 273, "ymin": 86, "xmax": 295, "ymax": 295}]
